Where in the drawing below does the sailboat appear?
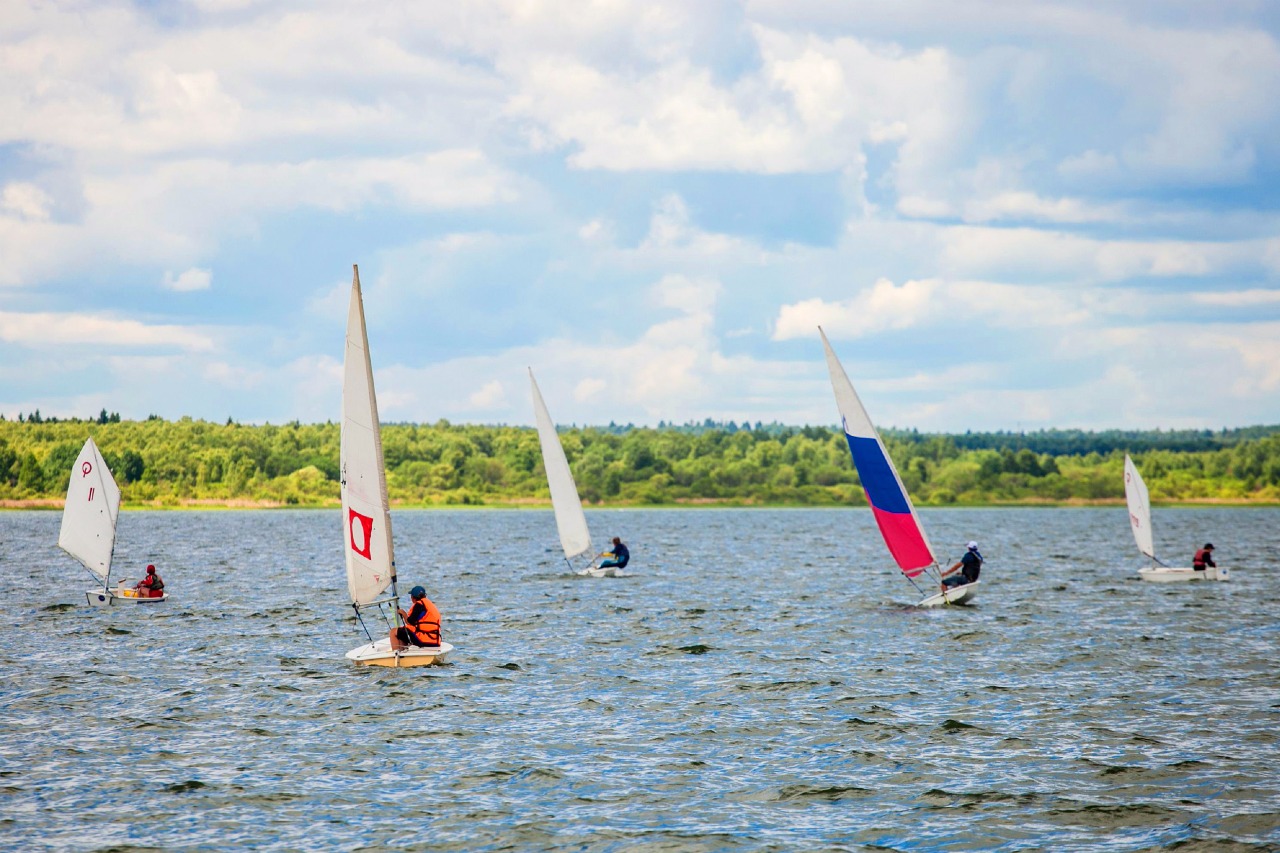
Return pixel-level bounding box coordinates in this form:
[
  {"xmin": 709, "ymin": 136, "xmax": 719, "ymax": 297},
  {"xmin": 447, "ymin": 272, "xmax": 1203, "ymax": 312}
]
[
  {"xmin": 340, "ymin": 265, "xmax": 453, "ymax": 666},
  {"xmin": 529, "ymin": 369, "xmax": 618, "ymax": 577},
  {"xmin": 59, "ymin": 437, "xmax": 166, "ymax": 606},
  {"xmin": 1124, "ymin": 454, "xmax": 1227, "ymax": 582},
  {"xmin": 820, "ymin": 329, "xmax": 977, "ymax": 607}
]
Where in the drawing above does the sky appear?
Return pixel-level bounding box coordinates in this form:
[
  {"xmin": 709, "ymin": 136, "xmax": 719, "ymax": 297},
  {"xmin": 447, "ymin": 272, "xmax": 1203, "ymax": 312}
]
[{"xmin": 2, "ymin": 0, "xmax": 1279, "ymax": 432}]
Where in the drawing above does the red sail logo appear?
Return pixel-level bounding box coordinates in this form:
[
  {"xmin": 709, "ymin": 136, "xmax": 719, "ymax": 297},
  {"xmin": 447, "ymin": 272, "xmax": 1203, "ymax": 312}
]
[{"xmin": 349, "ymin": 509, "xmax": 374, "ymax": 559}]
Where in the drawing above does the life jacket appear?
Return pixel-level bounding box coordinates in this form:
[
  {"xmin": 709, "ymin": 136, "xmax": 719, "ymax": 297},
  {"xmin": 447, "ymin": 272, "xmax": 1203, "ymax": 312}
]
[
  {"xmin": 149, "ymin": 574, "xmax": 164, "ymax": 591},
  {"xmin": 404, "ymin": 598, "xmax": 441, "ymax": 646},
  {"xmin": 1193, "ymin": 549, "xmax": 1213, "ymax": 569}
]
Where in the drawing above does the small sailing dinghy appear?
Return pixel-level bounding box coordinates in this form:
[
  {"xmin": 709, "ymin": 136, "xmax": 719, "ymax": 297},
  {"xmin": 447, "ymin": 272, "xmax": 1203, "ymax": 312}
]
[
  {"xmin": 1124, "ymin": 454, "xmax": 1227, "ymax": 583},
  {"xmin": 820, "ymin": 329, "xmax": 976, "ymax": 607},
  {"xmin": 529, "ymin": 369, "xmax": 620, "ymax": 577},
  {"xmin": 340, "ymin": 265, "xmax": 453, "ymax": 666},
  {"xmin": 59, "ymin": 437, "xmax": 167, "ymax": 606}
]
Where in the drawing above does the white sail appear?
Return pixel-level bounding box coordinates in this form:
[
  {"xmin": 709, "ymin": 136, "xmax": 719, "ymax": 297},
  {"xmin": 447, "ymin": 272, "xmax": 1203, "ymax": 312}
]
[
  {"xmin": 1123, "ymin": 454, "xmax": 1155, "ymax": 560},
  {"xmin": 58, "ymin": 437, "xmax": 122, "ymax": 583},
  {"xmin": 530, "ymin": 369, "xmax": 593, "ymax": 560},
  {"xmin": 340, "ymin": 265, "xmax": 395, "ymax": 606}
]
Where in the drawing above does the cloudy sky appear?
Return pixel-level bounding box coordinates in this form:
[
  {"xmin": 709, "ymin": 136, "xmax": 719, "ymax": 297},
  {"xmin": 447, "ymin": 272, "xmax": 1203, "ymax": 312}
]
[{"xmin": 2, "ymin": 0, "xmax": 1278, "ymax": 431}]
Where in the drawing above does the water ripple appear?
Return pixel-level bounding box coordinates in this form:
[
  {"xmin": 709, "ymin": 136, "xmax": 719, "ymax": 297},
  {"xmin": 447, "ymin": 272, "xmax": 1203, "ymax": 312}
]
[{"xmin": 0, "ymin": 507, "xmax": 1277, "ymax": 851}]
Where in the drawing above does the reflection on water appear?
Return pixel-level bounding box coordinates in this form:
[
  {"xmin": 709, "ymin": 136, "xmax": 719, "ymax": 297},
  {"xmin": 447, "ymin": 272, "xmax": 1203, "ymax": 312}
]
[{"xmin": 1, "ymin": 507, "xmax": 1278, "ymax": 851}]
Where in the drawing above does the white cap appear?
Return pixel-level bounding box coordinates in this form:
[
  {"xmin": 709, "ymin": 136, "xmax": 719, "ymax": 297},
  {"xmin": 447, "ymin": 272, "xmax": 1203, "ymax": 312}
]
[{"xmin": 967, "ymin": 541, "xmax": 979, "ymax": 550}]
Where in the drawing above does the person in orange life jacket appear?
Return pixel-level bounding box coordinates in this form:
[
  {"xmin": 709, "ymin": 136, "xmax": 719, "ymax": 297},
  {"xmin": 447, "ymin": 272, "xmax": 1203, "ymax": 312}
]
[
  {"xmin": 941, "ymin": 541, "xmax": 982, "ymax": 589},
  {"xmin": 135, "ymin": 564, "xmax": 164, "ymax": 598},
  {"xmin": 391, "ymin": 585, "xmax": 441, "ymax": 649},
  {"xmin": 1192, "ymin": 543, "xmax": 1216, "ymax": 571},
  {"xmin": 597, "ymin": 537, "xmax": 629, "ymax": 569}
]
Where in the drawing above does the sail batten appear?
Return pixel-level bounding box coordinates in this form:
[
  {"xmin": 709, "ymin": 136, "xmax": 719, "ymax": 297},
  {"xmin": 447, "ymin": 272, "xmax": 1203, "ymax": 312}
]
[
  {"xmin": 341, "ymin": 265, "xmax": 395, "ymax": 606},
  {"xmin": 58, "ymin": 437, "xmax": 121, "ymax": 583},
  {"xmin": 1123, "ymin": 454, "xmax": 1155, "ymax": 560},
  {"xmin": 820, "ymin": 328, "xmax": 937, "ymax": 577},
  {"xmin": 530, "ymin": 370, "xmax": 593, "ymax": 561}
]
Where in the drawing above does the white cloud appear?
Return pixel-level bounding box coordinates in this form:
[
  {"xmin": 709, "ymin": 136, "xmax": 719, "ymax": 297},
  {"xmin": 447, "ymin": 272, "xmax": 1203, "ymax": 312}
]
[
  {"xmin": 577, "ymin": 218, "xmax": 612, "ymax": 244},
  {"xmin": 373, "ymin": 273, "xmax": 808, "ymax": 424},
  {"xmin": 962, "ymin": 191, "xmax": 1124, "ymax": 225},
  {"xmin": 163, "ymin": 267, "xmax": 212, "ymax": 292},
  {"xmin": 1, "ymin": 1, "xmax": 1278, "ymax": 431},
  {"xmin": 936, "ymin": 226, "xmax": 1268, "ymax": 283},
  {"xmin": 0, "ymin": 151, "xmax": 520, "ymax": 287},
  {"xmin": 0, "ymin": 311, "xmax": 214, "ymax": 350},
  {"xmin": 202, "ymin": 361, "xmax": 266, "ymax": 388},
  {"xmin": 1191, "ymin": 288, "xmax": 1280, "ymax": 307},
  {"xmin": 467, "ymin": 379, "xmax": 507, "ymax": 410},
  {"xmin": 500, "ymin": 22, "xmax": 961, "ymax": 176},
  {"xmin": 574, "ymin": 377, "xmax": 607, "ymax": 401},
  {"xmin": 774, "ymin": 278, "xmax": 941, "ymax": 340},
  {"xmin": 1, "ymin": 183, "xmax": 54, "ymax": 221}
]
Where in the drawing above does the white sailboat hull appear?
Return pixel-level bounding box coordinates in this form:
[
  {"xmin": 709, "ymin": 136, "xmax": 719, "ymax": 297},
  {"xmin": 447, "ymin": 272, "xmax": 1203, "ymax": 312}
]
[
  {"xmin": 86, "ymin": 588, "xmax": 169, "ymax": 607},
  {"xmin": 345, "ymin": 638, "xmax": 454, "ymax": 667},
  {"xmin": 917, "ymin": 580, "xmax": 979, "ymax": 608},
  {"xmin": 1138, "ymin": 566, "xmax": 1228, "ymax": 583},
  {"xmin": 580, "ymin": 565, "xmax": 624, "ymax": 578}
]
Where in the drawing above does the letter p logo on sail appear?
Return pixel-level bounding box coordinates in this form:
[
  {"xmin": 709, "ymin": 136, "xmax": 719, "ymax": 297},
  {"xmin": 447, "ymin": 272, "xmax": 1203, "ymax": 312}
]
[{"xmin": 349, "ymin": 509, "xmax": 374, "ymax": 559}]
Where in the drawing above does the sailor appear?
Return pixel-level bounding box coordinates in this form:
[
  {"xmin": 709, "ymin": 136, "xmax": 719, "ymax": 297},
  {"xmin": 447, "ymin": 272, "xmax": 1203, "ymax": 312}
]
[
  {"xmin": 1192, "ymin": 543, "xmax": 1216, "ymax": 572},
  {"xmin": 596, "ymin": 537, "xmax": 630, "ymax": 570},
  {"xmin": 941, "ymin": 541, "xmax": 983, "ymax": 589},
  {"xmin": 391, "ymin": 585, "xmax": 441, "ymax": 649},
  {"xmin": 135, "ymin": 564, "xmax": 165, "ymax": 598}
]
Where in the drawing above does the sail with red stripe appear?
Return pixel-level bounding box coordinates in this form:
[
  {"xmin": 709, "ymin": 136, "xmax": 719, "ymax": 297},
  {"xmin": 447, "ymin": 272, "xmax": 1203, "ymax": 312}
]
[{"xmin": 820, "ymin": 328, "xmax": 937, "ymax": 578}]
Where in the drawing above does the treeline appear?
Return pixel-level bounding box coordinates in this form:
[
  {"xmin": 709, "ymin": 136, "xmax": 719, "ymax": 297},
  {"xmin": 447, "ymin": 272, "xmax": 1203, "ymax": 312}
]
[{"xmin": 1, "ymin": 416, "xmax": 1279, "ymax": 507}]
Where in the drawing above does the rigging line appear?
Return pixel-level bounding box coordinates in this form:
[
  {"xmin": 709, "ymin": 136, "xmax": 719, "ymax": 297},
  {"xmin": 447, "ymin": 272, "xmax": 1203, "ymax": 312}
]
[
  {"xmin": 380, "ymin": 600, "xmax": 405, "ymax": 662},
  {"xmin": 352, "ymin": 603, "xmax": 373, "ymax": 642}
]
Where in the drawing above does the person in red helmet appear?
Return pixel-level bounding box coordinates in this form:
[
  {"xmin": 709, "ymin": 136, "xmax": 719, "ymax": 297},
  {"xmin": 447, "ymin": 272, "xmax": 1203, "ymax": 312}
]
[{"xmin": 135, "ymin": 564, "xmax": 165, "ymax": 598}]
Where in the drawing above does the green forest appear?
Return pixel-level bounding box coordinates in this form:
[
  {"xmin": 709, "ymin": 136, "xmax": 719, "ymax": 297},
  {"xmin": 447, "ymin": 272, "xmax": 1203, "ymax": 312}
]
[{"xmin": 2, "ymin": 412, "xmax": 1279, "ymax": 508}]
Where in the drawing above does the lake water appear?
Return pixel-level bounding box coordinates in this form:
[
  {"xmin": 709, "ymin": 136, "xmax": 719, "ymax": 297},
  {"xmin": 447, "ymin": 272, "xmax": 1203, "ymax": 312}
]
[{"xmin": 1, "ymin": 507, "xmax": 1277, "ymax": 851}]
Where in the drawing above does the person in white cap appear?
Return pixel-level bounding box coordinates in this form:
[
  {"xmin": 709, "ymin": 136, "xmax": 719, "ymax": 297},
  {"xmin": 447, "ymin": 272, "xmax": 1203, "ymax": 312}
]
[{"xmin": 941, "ymin": 541, "xmax": 983, "ymax": 590}]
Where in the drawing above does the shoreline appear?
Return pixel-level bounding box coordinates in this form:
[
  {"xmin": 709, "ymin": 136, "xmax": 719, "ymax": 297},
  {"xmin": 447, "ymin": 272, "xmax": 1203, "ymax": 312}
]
[{"xmin": 4, "ymin": 498, "xmax": 1277, "ymax": 511}]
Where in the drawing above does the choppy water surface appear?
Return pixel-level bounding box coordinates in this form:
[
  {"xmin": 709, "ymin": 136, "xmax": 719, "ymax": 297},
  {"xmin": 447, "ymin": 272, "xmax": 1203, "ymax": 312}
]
[{"xmin": 1, "ymin": 507, "xmax": 1278, "ymax": 851}]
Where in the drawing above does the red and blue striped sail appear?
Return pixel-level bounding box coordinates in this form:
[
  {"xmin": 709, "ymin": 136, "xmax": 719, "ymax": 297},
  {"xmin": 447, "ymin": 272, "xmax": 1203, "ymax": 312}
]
[{"xmin": 820, "ymin": 328, "xmax": 937, "ymax": 578}]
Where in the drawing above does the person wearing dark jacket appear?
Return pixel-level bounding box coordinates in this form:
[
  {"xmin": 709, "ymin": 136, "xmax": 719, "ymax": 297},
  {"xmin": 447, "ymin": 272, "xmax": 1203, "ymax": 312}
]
[
  {"xmin": 941, "ymin": 541, "xmax": 983, "ymax": 589},
  {"xmin": 597, "ymin": 537, "xmax": 629, "ymax": 570}
]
